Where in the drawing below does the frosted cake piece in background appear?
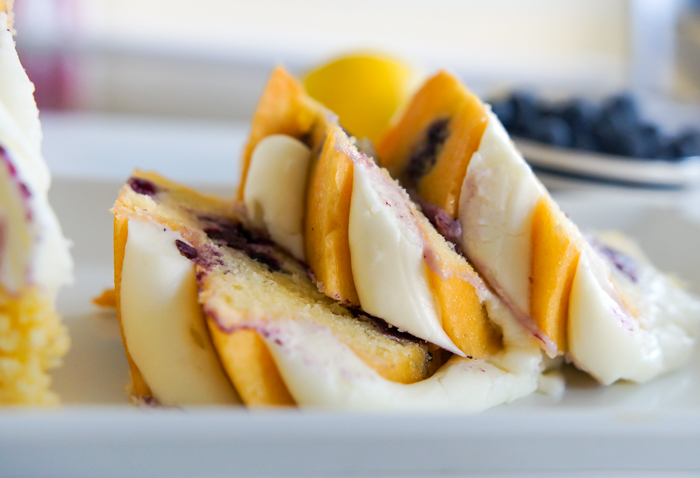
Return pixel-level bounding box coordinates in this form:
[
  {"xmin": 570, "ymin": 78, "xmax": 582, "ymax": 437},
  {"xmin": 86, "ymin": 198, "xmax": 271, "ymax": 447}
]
[{"xmin": 0, "ymin": 5, "xmax": 73, "ymax": 405}]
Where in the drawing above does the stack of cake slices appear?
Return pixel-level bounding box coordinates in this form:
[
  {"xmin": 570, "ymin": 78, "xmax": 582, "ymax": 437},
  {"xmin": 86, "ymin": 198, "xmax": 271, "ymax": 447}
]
[
  {"xmin": 377, "ymin": 71, "xmax": 700, "ymax": 385},
  {"xmin": 112, "ymin": 67, "xmax": 700, "ymax": 410},
  {"xmin": 0, "ymin": 3, "xmax": 73, "ymax": 405}
]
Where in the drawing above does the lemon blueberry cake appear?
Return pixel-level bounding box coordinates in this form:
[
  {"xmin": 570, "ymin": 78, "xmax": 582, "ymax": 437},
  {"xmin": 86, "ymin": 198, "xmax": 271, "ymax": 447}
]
[
  {"xmin": 111, "ymin": 62, "xmax": 700, "ymax": 409},
  {"xmin": 113, "ymin": 171, "xmax": 543, "ymax": 410}
]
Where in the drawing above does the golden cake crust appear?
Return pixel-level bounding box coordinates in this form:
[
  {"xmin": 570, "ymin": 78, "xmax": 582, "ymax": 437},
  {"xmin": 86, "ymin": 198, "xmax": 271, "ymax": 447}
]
[
  {"xmin": 304, "ymin": 123, "xmax": 360, "ymax": 306},
  {"xmin": 238, "ymin": 67, "xmax": 331, "ymax": 200},
  {"xmin": 376, "ymin": 70, "xmax": 488, "ymax": 219}
]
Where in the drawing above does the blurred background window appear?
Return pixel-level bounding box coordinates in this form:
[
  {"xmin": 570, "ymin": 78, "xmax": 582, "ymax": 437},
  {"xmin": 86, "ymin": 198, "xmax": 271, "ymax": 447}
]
[{"xmin": 11, "ymin": 0, "xmax": 700, "ymax": 125}]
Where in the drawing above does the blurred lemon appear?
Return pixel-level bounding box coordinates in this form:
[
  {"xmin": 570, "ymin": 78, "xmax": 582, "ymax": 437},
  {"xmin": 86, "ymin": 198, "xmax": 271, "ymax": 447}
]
[{"xmin": 303, "ymin": 53, "xmax": 418, "ymax": 143}]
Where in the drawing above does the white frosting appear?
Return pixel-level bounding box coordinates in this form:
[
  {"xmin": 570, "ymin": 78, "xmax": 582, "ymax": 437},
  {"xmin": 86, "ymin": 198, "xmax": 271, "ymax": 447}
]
[
  {"xmin": 244, "ymin": 134, "xmax": 311, "ymax": 260},
  {"xmin": 262, "ymin": 286, "xmax": 542, "ymax": 411},
  {"xmin": 459, "ymin": 109, "xmax": 545, "ymax": 316},
  {"xmin": 0, "ymin": 14, "xmax": 48, "ymax": 193},
  {"xmin": 0, "ymin": 13, "xmax": 72, "ymax": 295},
  {"xmin": 0, "ymin": 155, "xmax": 31, "ymax": 292},
  {"xmin": 458, "ymin": 108, "xmax": 700, "ymax": 381},
  {"xmin": 120, "ymin": 219, "xmax": 240, "ymax": 406},
  {"xmin": 349, "ymin": 160, "xmax": 463, "ymax": 356},
  {"xmin": 568, "ymin": 239, "xmax": 700, "ymax": 385}
]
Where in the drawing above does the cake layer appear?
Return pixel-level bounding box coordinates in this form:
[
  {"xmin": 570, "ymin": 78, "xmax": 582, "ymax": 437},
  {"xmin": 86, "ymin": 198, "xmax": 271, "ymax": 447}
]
[
  {"xmin": 114, "ymin": 171, "xmax": 544, "ymax": 410},
  {"xmin": 0, "ymin": 286, "xmax": 70, "ymax": 405},
  {"xmin": 119, "ymin": 218, "xmax": 240, "ymax": 406},
  {"xmin": 113, "ymin": 171, "xmax": 446, "ymax": 406},
  {"xmin": 347, "ymin": 133, "xmax": 463, "ymax": 356},
  {"xmin": 338, "ymin": 127, "xmax": 504, "ymax": 357},
  {"xmin": 305, "ymin": 124, "xmax": 360, "ymax": 305},
  {"xmin": 376, "ymin": 70, "xmax": 488, "ymax": 219},
  {"xmin": 459, "ymin": 109, "xmax": 564, "ymax": 355}
]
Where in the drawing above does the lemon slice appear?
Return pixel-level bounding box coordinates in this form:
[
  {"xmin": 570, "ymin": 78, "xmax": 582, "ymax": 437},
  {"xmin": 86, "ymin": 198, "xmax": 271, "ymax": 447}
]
[{"xmin": 303, "ymin": 53, "xmax": 418, "ymax": 143}]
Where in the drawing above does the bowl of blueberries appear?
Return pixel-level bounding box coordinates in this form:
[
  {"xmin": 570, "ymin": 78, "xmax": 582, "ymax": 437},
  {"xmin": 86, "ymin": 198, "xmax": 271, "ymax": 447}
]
[{"xmin": 490, "ymin": 92, "xmax": 700, "ymax": 190}]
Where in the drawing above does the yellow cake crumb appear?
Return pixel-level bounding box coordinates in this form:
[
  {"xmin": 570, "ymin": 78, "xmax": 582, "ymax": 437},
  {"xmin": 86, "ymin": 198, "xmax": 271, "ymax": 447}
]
[
  {"xmin": 0, "ymin": 285, "xmax": 70, "ymax": 405},
  {"xmin": 0, "ymin": 0, "xmax": 15, "ymax": 31},
  {"xmin": 92, "ymin": 288, "xmax": 117, "ymax": 308}
]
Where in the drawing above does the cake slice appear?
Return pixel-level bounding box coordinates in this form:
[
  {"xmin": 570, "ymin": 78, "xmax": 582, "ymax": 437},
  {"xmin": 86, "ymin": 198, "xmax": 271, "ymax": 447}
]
[
  {"xmin": 377, "ymin": 70, "xmax": 700, "ymax": 384},
  {"xmin": 113, "ymin": 172, "xmax": 447, "ymax": 405},
  {"xmin": 322, "ymin": 124, "xmax": 504, "ymax": 358},
  {"xmin": 0, "ymin": 4, "xmax": 73, "ymax": 405},
  {"xmin": 376, "ymin": 71, "xmax": 577, "ymax": 356},
  {"xmin": 113, "ymin": 171, "xmax": 542, "ymax": 410},
  {"xmin": 239, "ymin": 68, "xmax": 544, "ymax": 361}
]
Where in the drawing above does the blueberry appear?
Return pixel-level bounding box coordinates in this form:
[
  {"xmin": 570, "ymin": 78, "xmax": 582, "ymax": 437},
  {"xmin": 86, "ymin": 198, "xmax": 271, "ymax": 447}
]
[
  {"xmin": 637, "ymin": 123, "xmax": 662, "ymax": 159},
  {"xmin": 406, "ymin": 118, "xmax": 449, "ymax": 185},
  {"xmin": 537, "ymin": 100, "xmax": 564, "ymax": 118},
  {"xmin": 572, "ymin": 131, "xmax": 600, "ymax": 151},
  {"xmin": 509, "ymin": 90, "xmax": 540, "ymax": 136},
  {"xmin": 672, "ymin": 130, "xmax": 700, "ymax": 158},
  {"xmin": 600, "ymin": 93, "xmax": 640, "ymax": 130},
  {"xmin": 657, "ymin": 139, "xmax": 676, "ymax": 160},
  {"xmin": 128, "ymin": 177, "xmax": 158, "ymax": 196},
  {"xmin": 175, "ymin": 240, "xmax": 198, "ymax": 260},
  {"xmin": 528, "ymin": 116, "xmax": 573, "ymax": 147},
  {"xmin": 491, "ymin": 99, "xmax": 515, "ymax": 130},
  {"xmin": 511, "ymin": 90, "xmax": 538, "ymax": 115},
  {"xmin": 594, "ymin": 117, "xmax": 641, "ymax": 157},
  {"xmin": 560, "ymin": 98, "xmax": 600, "ymax": 135},
  {"xmin": 616, "ymin": 131, "xmax": 648, "ymax": 158}
]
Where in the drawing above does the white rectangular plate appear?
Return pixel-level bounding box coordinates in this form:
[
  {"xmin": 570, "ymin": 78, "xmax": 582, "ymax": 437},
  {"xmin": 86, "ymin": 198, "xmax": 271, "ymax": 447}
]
[{"xmin": 2, "ymin": 115, "xmax": 700, "ymax": 477}]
